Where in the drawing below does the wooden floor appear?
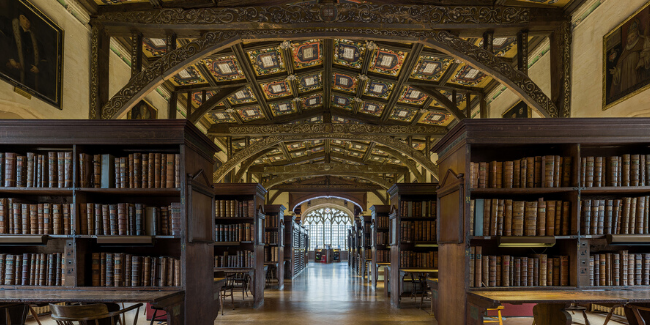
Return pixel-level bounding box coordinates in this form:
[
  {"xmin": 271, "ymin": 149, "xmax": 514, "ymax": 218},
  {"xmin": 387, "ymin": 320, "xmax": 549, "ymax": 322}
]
[{"xmin": 26, "ymin": 262, "xmax": 627, "ymax": 324}]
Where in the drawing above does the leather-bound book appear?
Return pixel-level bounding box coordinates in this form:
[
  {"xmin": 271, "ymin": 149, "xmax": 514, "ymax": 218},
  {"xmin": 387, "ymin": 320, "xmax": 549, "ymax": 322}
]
[
  {"xmin": 560, "ymin": 256, "xmax": 569, "ymax": 286},
  {"xmin": 0, "ymin": 198, "xmax": 7, "ymax": 234},
  {"xmin": 124, "ymin": 254, "xmax": 131, "ymax": 287},
  {"xmin": 131, "ymin": 255, "xmax": 140, "ymax": 287},
  {"xmin": 83, "ymin": 203, "xmax": 92, "ymax": 235},
  {"xmin": 55, "ymin": 152, "xmax": 64, "ymax": 188},
  {"xmin": 512, "ymin": 201, "xmax": 525, "ymax": 236},
  {"xmin": 36, "ymin": 154, "xmax": 43, "ymax": 188},
  {"xmin": 26, "ymin": 152, "xmax": 34, "ymax": 187},
  {"xmin": 148, "ymin": 153, "xmax": 155, "ymax": 188},
  {"xmin": 582, "ymin": 200, "xmax": 592, "ymax": 235},
  {"xmin": 128, "ymin": 154, "xmax": 134, "ymax": 189},
  {"xmin": 38, "ymin": 254, "xmax": 45, "ymax": 286},
  {"xmin": 614, "ymin": 253, "xmax": 620, "ymax": 286},
  {"xmin": 92, "ymin": 253, "xmax": 100, "ymax": 286},
  {"xmin": 591, "ymin": 200, "xmax": 600, "ymax": 235},
  {"xmin": 160, "ymin": 206, "xmax": 169, "ymax": 236},
  {"xmin": 469, "ymin": 247, "xmax": 475, "ymax": 287},
  {"xmin": 631, "ymin": 154, "xmax": 641, "ymax": 186},
  {"xmin": 496, "ymin": 162, "xmax": 503, "ymax": 189},
  {"xmin": 623, "ymin": 154, "xmax": 631, "ymax": 186},
  {"xmin": 526, "ymin": 157, "xmax": 535, "ymax": 188},
  {"xmin": 585, "ymin": 156, "xmax": 595, "ymax": 187},
  {"xmin": 489, "ymin": 161, "xmax": 497, "ymax": 188},
  {"xmin": 537, "ymin": 198, "xmax": 546, "ymax": 236},
  {"xmin": 513, "ymin": 159, "xmax": 521, "ymax": 189},
  {"xmin": 520, "ymin": 158, "xmax": 528, "ymax": 188},
  {"xmin": 631, "ymin": 197, "xmax": 638, "ymax": 234},
  {"xmin": 11, "ymin": 202, "xmax": 20, "ymax": 234},
  {"xmin": 160, "ymin": 154, "xmax": 167, "ymax": 189},
  {"xmin": 141, "ymin": 153, "xmax": 148, "ymax": 188},
  {"xmin": 101, "ymin": 204, "xmax": 109, "ymax": 236},
  {"xmin": 581, "ymin": 157, "xmax": 587, "ymax": 187},
  {"xmin": 554, "ymin": 156, "xmax": 562, "ymax": 187},
  {"xmin": 174, "ymin": 154, "xmax": 181, "ymax": 188},
  {"xmin": 637, "ymin": 197, "xmax": 646, "ymax": 234},
  {"xmin": 93, "ymin": 204, "xmax": 102, "ymax": 235},
  {"xmin": 47, "ymin": 152, "xmax": 56, "ymax": 188},
  {"xmin": 646, "ymin": 154, "xmax": 650, "ymax": 186},
  {"xmin": 127, "ymin": 204, "xmax": 135, "ymax": 236},
  {"xmin": 47, "ymin": 254, "xmax": 55, "ymax": 286},
  {"xmin": 483, "ymin": 199, "xmax": 491, "ymax": 236},
  {"xmin": 524, "ymin": 201, "xmax": 538, "ymax": 236},
  {"xmin": 636, "ymin": 254, "xmax": 643, "ymax": 286},
  {"xmin": 16, "ymin": 155, "xmax": 25, "ymax": 187},
  {"xmin": 513, "ymin": 258, "xmax": 521, "ymax": 286},
  {"xmin": 92, "ymin": 154, "xmax": 101, "ymax": 188},
  {"xmin": 117, "ymin": 203, "xmax": 127, "ymax": 236},
  {"xmin": 64, "ymin": 152, "xmax": 72, "ymax": 188},
  {"xmin": 166, "ymin": 257, "xmax": 174, "ymax": 286},
  {"xmin": 490, "ymin": 199, "xmax": 498, "ymax": 236},
  {"xmin": 605, "ymin": 200, "xmax": 614, "ymax": 235},
  {"xmin": 504, "ymin": 161, "xmax": 514, "ymax": 188},
  {"xmin": 545, "ymin": 200, "xmax": 555, "ymax": 236},
  {"xmin": 495, "ymin": 256, "xmax": 502, "ymax": 286},
  {"xmin": 496, "ymin": 199, "xmax": 504, "ymax": 236},
  {"xmin": 543, "ymin": 155, "xmax": 554, "ymax": 188},
  {"xmin": 114, "ymin": 253, "xmax": 122, "ymax": 287},
  {"xmin": 119, "ymin": 157, "xmax": 127, "ymax": 189},
  {"xmin": 52, "ymin": 204, "xmax": 61, "ymax": 235},
  {"xmin": 645, "ymin": 196, "xmax": 649, "ymax": 234},
  {"xmin": 608, "ymin": 156, "xmax": 619, "ymax": 186},
  {"xmin": 4, "ymin": 255, "xmax": 13, "ymax": 285},
  {"xmin": 598, "ymin": 253, "xmax": 606, "ymax": 286},
  {"xmin": 29, "ymin": 204, "xmax": 37, "ymax": 235},
  {"xmin": 594, "ymin": 156, "xmax": 604, "ymax": 187},
  {"xmin": 5, "ymin": 152, "xmax": 16, "ymax": 187},
  {"xmin": 106, "ymin": 253, "xmax": 114, "ymax": 287},
  {"xmin": 174, "ymin": 258, "xmax": 181, "ymax": 286},
  {"xmin": 100, "ymin": 252, "xmax": 106, "ymax": 287},
  {"xmin": 154, "ymin": 153, "xmax": 161, "ymax": 188},
  {"xmin": 135, "ymin": 203, "xmax": 144, "ymax": 236},
  {"xmin": 488, "ymin": 255, "xmax": 496, "ymax": 287},
  {"xmin": 469, "ymin": 162, "xmax": 477, "ymax": 188},
  {"xmin": 109, "ymin": 204, "xmax": 118, "ymax": 236},
  {"xmin": 529, "ymin": 257, "xmax": 535, "ymax": 286},
  {"xmin": 171, "ymin": 202, "xmax": 181, "ymax": 237},
  {"xmin": 504, "ymin": 199, "xmax": 513, "ymax": 236},
  {"xmin": 502, "ymin": 255, "xmax": 510, "ymax": 287},
  {"xmin": 113, "ymin": 158, "xmax": 120, "ymax": 188},
  {"xmin": 521, "ymin": 257, "xmax": 528, "ymax": 286},
  {"xmin": 0, "ymin": 153, "xmax": 4, "ymax": 187},
  {"xmin": 166, "ymin": 154, "xmax": 175, "ymax": 188},
  {"xmin": 20, "ymin": 204, "xmax": 28, "ymax": 235},
  {"xmin": 20, "ymin": 253, "xmax": 29, "ymax": 286},
  {"xmin": 644, "ymin": 254, "xmax": 650, "ymax": 285},
  {"xmin": 133, "ymin": 153, "xmax": 141, "ymax": 189}
]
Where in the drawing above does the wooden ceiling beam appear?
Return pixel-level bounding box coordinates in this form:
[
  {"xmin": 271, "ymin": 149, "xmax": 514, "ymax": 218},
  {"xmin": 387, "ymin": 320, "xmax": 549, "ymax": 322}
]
[
  {"xmin": 232, "ymin": 43, "xmax": 273, "ymax": 120},
  {"xmin": 188, "ymin": 85, "xmax": 242, "ymax": 123},
  {"xmin": 412, "ymin": 86, "xmax": 467, "ymax": 121},
  {"xmin": 380, "ymin": 43, "xmax": 424, "ymax": 122},
  {"xmin": 272, "ymin": 184, "xmax": 383, "ymax": 192},
  {"xmin": 208, "ymin": 122, "xmax": 448, "ymax": 137},
  {"xmin": 250, "ymin": 162, "xmax": 409, "ymax": 175}
]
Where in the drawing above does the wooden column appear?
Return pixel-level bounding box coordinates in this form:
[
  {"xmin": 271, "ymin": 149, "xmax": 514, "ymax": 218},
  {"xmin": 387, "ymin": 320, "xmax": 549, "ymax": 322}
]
[
  {"xmin": 186, "ymin": 92, "xmax": 192, "ymax": 117},
  {"xmin": 130, "ymin": 31, "xmax": 143, "ymax": 77},
  {"xmin": 89, "ymin": 23, "xmax": 110, "ymax": 119},
  {"xmin": 517, "ymin": 30, "xmax": 529, "ymax": 75},
  {"xmin": 168, "ymin": 92, "xmax": 178, "ymax": 119},
  {"xmin": 166, "ymin": 33, "xmax": 177, "ymax": 52},
  {"xmin": 479, "ymin": 94, "xmax": 488, "ymax": 119},
  {"xmin": 550, "ymin": 20, "xmax": 572, "ymax": 118},
  {"xmin": 482, "ymin": 31, "xmax": 494, "ymax": 53}
]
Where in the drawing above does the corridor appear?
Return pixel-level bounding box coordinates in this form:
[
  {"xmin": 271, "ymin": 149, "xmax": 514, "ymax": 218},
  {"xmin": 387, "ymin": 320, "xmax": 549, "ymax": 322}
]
[{"xmin": 214, "ymin": 262, "xmax": 434, "ymax": 325}]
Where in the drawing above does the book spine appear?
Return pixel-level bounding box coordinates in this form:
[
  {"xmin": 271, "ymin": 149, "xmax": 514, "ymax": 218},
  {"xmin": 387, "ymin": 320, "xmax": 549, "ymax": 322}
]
[{"xmin": 4, "ymin": 153, "xmax": 16, "ymax": 187}]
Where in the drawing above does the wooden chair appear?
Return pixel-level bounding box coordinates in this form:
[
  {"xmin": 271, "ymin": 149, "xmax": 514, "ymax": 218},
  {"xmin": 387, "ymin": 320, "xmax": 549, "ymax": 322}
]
[
  {"xmin": 147, "ymin": 306, "xmax": 166, "ymax": 325},
  {"xmin": 233, "ymin": 272, "xmax": 249, "ymax": 299},
  {"xmin": 49, "ymin": 303, "xmax": 142, "ymax": 325},
  {"xmin": 483, "ymin": 305, "xmax": 504, "ymax": 325},
  {"xmin": 220, "ymin": 273, "xmax": 236, "ymax": 314}
]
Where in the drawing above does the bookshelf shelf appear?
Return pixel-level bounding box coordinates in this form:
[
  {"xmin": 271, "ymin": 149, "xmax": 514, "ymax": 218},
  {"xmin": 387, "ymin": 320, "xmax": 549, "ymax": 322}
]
[
  {"xmin": 264, "ymin": 204, "xmax": 285, "ymax": 289},
  {"xmin": 284, "ymin": 214, "xmax": 308, "ymax": 279},
  {"xmin": 214, "ymin": 183, "xmax": 266, "ymax": 307},
  {"xmin": 0, "ymin": 120, "xmax": 219, "ymax": 324},
  {"xmin": 432, "ymin": 118, "xmax": 650, "ymax": 324},
  {"xmin": 386, "ymin": 183, "xmax": 438, "ymax": 307}
]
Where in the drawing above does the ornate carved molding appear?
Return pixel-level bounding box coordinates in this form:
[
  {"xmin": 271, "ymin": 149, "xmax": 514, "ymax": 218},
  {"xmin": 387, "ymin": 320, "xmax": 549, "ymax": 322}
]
[
  {"xmin": 232, "ymin": 147, "xmax": 276, "ymax": 182},
  {"xmin": 209, "ymin": 123, "xmax": 447, "ymax": 137},
  {"xmin": 250, "ymin": 162, "xmax": 409, "ymax": 174},
  {"xmin": 263, "ymin": 173, "xmax": 393, "ymax": 190},
  {"xmin": 213, "ymin": 133, "xmax": 438, "ymax": 183},
  {"xmin": 374, "ymin": 146, "xmax": 427, "ymax": 183},
  {"xmin": 96, "ymin": 4, "xmax": 544, "ymax": 30},
  {"xmin": 273, "ymin": 184, "xmax": 383, "ymax": 192}
]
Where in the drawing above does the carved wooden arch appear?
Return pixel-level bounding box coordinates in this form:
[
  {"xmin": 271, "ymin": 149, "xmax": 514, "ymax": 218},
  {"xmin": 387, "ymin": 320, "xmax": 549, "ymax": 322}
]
[
  {"xmin": 214, "ymin": 133, "xmax": 438, "ymax": 184},
  {"xmin": 291, "ymin": 194, "xmax": 366, "ymax": 214},
  {"xmin": 263, "ymin": 173, "xmax": 392, "ymax": 190},
  {"xmin": 102, "ymin": 29, "xmax": 557, "ymax": 120}
]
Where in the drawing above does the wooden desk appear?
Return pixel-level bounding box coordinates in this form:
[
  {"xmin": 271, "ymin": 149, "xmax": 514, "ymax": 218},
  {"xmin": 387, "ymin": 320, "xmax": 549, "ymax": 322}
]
[
  {"xmin": 213, "ymin": 277, "xmax": 226, "ymax": 316},
  {"xmin": 0, "ymin": 289, "xmax": 184, "ymax": 325},
  {"xmin": 427, "ymin": 278, "xmax": 438, "ymax": 317},
  {"xmin": 397, "ymin": 269, "xmax": 438, "ymax": 306},
  {"xmin": 468, "ymin": 290, "xmax": 650, "ymax": 325}
]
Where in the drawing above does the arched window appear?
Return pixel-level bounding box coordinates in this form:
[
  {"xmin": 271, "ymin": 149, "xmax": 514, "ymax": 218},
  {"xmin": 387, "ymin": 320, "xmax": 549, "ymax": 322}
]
[{"xmin": 303, "ymin": 207, "xmax": 352, "ymax": 250}]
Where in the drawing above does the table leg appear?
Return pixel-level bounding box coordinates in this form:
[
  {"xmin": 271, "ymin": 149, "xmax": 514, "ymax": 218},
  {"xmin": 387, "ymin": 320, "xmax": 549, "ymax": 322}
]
[
  {"xmin": 532, "ymin": 303, "xmax": 571, "ymax": 325},
  {"xmin": 466, "ymin": 301, "xmax": 487, "ymax": 325},
  {"xmin": 161, "ymin": 303, "xmax": 184, "ymax": 325},
  {"xmin": 624, "ymin": 303, "xmax": 650, "ymax": 325}
]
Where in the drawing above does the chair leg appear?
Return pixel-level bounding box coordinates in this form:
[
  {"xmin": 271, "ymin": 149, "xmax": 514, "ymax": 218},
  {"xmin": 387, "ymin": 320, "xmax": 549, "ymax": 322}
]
[
  {"xmin": 497, "ymin": 309, "xmax": 503, "ymax": 325},
  {"xmin": 231, "ymin": 289, "xmax": 234, "ymax": 309},
  {"xmin": 581, "ymin": 309, "xmax": 590, "ymax": 325},
  {"xmin": 220, "ymin": 292, "xmax": 224, "ymax": 316},
  {"xmin": 150, "ymin": 309, "xmax": 157, "ymax": 325},
  {"xmin": 28, "ymin": 306, "xmax": 43, "ymax": 325},
  {"xmin": 603, "ymin": 306, "xmax": 618, "ymax": 325}
]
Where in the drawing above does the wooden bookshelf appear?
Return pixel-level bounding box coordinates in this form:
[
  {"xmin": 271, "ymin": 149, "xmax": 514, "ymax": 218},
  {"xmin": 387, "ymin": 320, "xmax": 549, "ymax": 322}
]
[
  {"xmin": 0, "ymin": 120, "xmax": 219, "ymax": 324},
  {"xmin": 371, "ymin": 205, "xmax": 390, "ymax": 289},
  {"xmin": 213, "ymin": 183, "xmax": 266, "ymax": 308},
  {"xmin": 264, "ymin": 204, "xmax": 285, "ymax": 290},
  {"xmin": 431, "ymin": 118, "xmax": 650, "ymax": 324},
  {"xmin": 284, "ymin": 215, "xmax": 308, "ymax": 279},
  {"xmin": 387, "ymin": 183, "xmax": 438, "ymax": 307},
  {"xmin": 360, "ymin": 214, "xmax": 371, "ymax": 280}
]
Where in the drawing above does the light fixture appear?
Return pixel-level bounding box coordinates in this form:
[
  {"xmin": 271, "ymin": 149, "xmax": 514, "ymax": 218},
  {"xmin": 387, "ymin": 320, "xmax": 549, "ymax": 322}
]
[
  {"xmin": 498, "ymin": 236, "xmax": 556, "ymax": 248},
  {"xmin": 606, "ymin": 234, "xmax": 650, "ymax": 246}
]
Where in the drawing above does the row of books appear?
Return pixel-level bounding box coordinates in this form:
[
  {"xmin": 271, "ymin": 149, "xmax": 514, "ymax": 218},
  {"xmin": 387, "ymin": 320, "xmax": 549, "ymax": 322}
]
[
  {"xmin": 364, "ymin": 223, "xmax": 370, "ymax": 234},
  {"xmin": 377, "ymin": 250, "xmax": 390, "ymax": 263},
  {"xmin": 265, "ymin": 247, "xmax": 280, "ymax": 262},
  {"xmin": 399, "ymin": 251, "xmax": 438, "ymax": 268},
  {"xmin": 364, "ymin": 237, "xmax": 371, "ymax": 247},
  {"xmin": 0, "ymin": 253, "xmax": 64, "ymax": 286},
  {"xmin": 470, "ymin": 198, "xmax": 571, "ymax": 237},
  {"xmin": 78, "ymin": 203, "xmax": 180, "ymax": 236},
  {"xmin": 590, "ymin": 251, "xmax": 650, "ymax": 287},
  {"xmin": 2, "ymin": 152, "xmax": 73, "ymax": 188},
  {"xmin": 264, "ymin": 215, "xmax": 279, "ymax": 228},
  {"xmin": 91, "ymin": 253, "xmax": 180, "ymax": 287},
  {"xmin": 581, "ymin": 155, "xmax": 650, "ymax": 187},
  {"xmin": 215, "ymin": 200, "xmax": 254, "ymax": 218},
  {"xmin": 377, "ymin": 232, "xmax": 388, "ymax": 245},
  {"xmin": 265, "ymin": 232, "xmax": 278, "ymax": 244},
  {"xmin": 214, "ymin": 251, "xmax": 254, "ymax": 268},
  {"xmin": 470, "ymin": 156, "xmax": 572, "ymax": 189},
  {"xmin": 399, "ymin": 200, "xmax": 437, "ymax": 218},
  {"xmin": 376, "ymin": 216, "xmax": 389, "ymax": 229},
  {"xmin": 468, "ymin": 246, "xmax": 570, "ymax": 288},
  {"xmin": 401, "ymin": 220, "xmax": 436, "ymax": 243},
  {"xmin": 581, "ymin": 198, "xmax": 650, "ymax": 235},
  {"xmin": 215, "ymin": 223, "xmax": 253, "ymax": 242},
  {"xmin": 79, "ymin": 153, "xmax": 180, "ymax": 189},
  {"xmin": 0, "ymin": 200, "xmax": 72, "ymax": 235}
]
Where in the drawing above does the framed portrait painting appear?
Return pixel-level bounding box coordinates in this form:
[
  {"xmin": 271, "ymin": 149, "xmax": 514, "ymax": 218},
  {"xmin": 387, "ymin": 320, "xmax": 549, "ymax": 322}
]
[
  {"xmin": 603, "ymin": 2, "xmax": 650, "ymax": 110},
  {"xmin": 502, "ymin": 101, "xmax": 531, "ymax": 118},
  {"xmin": 127, "ymin": 100, "xmax": 158, "ymax": 120},
  {"xmin": 0, "ymin": 0, "xmax": 64, "ymax": 108}
]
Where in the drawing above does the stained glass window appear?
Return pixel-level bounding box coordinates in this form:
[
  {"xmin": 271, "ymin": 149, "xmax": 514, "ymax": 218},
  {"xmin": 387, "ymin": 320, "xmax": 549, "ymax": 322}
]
[{"xmin": 302, "ymin": 207, "xmax": 352, "ymax": 250}]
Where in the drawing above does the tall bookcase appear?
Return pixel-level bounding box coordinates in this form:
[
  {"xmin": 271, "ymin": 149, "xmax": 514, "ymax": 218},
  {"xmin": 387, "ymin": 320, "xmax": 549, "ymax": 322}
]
[
  {"xmin": 371, "ymin": 205, "xmax": 390, "ymax": 289},
  {"xmin": 213, "ymin": 183, "xmax": 266, "ymax": 308},
  {"xmin": 361, "ymin": 214, "xmax": 372, "ymax": 280},
  {"xmin": 264, "ymin": 204, "xmax": 285, "ymax": 290},
  {"xmin": 0, "ymin": 120, "xmax": 218, "ymax": 324},
  {"xmin": 431, "ymin": 118, "xmax": 650, "ymax": 324},
  {"xmin": 387, "ymin": 183, "xmax": 438, "ymax": 306},
  {"xmin": 284, "ymin": 216, "xmax": 308, "ymax": 279}
]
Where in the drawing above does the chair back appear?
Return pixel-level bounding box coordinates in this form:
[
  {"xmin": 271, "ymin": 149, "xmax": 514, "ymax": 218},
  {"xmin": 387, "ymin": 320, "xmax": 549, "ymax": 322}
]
[
  {"xmin": 50, "ymin": 304, "xmax": 111, "ymax": 325},
  {"xmin": 224, "ymin": 273, "xmax": 237, "ymax": 287}
]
